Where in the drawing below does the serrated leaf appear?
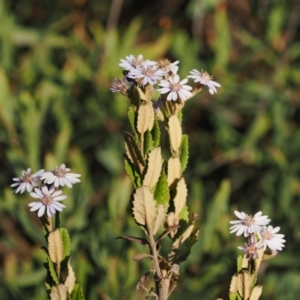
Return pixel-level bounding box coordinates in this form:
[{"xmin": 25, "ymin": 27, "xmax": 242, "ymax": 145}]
[
  {"xmin": 128, "ymin": 106, "xmax": 137, "ymax": 130},
  {"xmin": 178, "ymin": 203, "xmax": 189, "ymax": 221},
  {"xmin": 153, "ymin": 204, "xmax": 166, "ymax": 235},
  {"xmin": 116, "ymin": 235, "xmax": 149, "ymax": 245},
  {"xmin": 168, "ymin": 115, "xmax": 182, "ymax": 153},
  {"xmin": 237, "ymin": 271, "xmax": 252, "ymax": 300},
  {"xmin": 132, "ymin": 186, "xmax": 157, "ymax": 233},
  {"xmin": 229, "ymin": 293, "xmax": 238, "ymax": 300},
  {"xmin": 70, "ymin": 284, "xmax": 85, "ymax": 300},
  {"xmin": 179, "ymin": 134, "xmax": 189, "ymax": 172},
  {"xmin": 174, "ymin": 178, "xmax": 188, "ymax": 219},
  {"xmin": 166, "ymin": 212, "xmax": 177, "ymax": 238},
  {"xmin": 230, "ymin": 274, "xmax": 238, "ymax": 293},
  {"xmin": 143, "ymin": 147, "xmax": 162, "ymax": 189},
  {"xmin": 137, "ymin": 102, "xmax": 154, "ymax": 134},
  {"xmin": 167, "ymin": 157, "xmax": 181, "ymax": 186},
  {"xmin": 42, "ymin": 248, "xmax": 59, "ymax": 284},
  {"xmin": 249, "ymin": 286, "xmax": 263, "ymax": 300},
  {"xmin": 154, "ymin": 171, "xmax": 170, "ymax": 208},
  {"xmin": 144, "ymin": 130, "xmax": 154, "ymax": 154},
  {"xmin": 133, "ymin": 253, "xmax": 154, "ymax": 261},
  {"xmin": 59, "ymin": 228, "xmax": 71, "ymax": 259},
  {"xmin": 48, "ymin": 229, "xmax": 63, "ymax": 265},
  {"xmin": 50, "ymin": 284, "xmax": 67, "ymax": 300},
  {"xmin": 152, "ymin": 116, "xmax": 161, "ymax": 147},
  {"xmin": 64, "ymin": 258, "xmax": 76, "ymax": 294}
]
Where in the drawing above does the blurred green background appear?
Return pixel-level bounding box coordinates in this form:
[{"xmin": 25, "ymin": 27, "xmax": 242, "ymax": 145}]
[{"xmin": 0, "ymin": 0, "xmax": 300, "ymax": 299}]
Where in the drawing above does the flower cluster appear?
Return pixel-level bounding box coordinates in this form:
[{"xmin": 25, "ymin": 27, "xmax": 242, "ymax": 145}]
[
  {"xmin": 11, "ymin": 164, "xmax": 81, "ymax": 218},
  {"xmin": 111, "ymin": 54, "xmax": 221, "ymax": 102},
  {"xmin": 230, "ymin": 210, "xmax": 286, "ymax": 259}
]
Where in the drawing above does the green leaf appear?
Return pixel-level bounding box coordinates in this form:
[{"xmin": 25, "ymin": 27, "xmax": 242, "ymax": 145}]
[
  {"xmin": 42, "ymin": 247, "xmax": 59, "ymax": 285},
  {"xmin": 70, "ymin": 284, "xmax": 85, "ymax": 300},
  {"xmin": 144, "ymin": 130, "xmax": 154, "ymax": 155},
  {"xmin": 152, "ymin": 116, "xmax": 161, "ymax": 147},
  {"xmin": 179, "ymin": 134, "xmax": 189, "ymax": 172},
  {"xmin": 124, "ymin": 154, "xmax": 141, "ymax": 187},
  {"xmin": 154, "ymin": 171, "xmax": 170, "ymax": 209},
  {"xmin": 128, "ymin": 106, "xmax": 139, "ymax": 141},
  {"xmin": 59, "ymin": 228, "xmax": 71, "ymax": 259},
  {"xmin": 179, "ymin": 203, "xmax": 189, "ymax": 221}
]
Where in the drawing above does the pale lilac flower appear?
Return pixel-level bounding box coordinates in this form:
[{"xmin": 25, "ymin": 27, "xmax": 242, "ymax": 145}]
[
  {"xmin": 119, "ymin": 55, "xmax": 156, "ymax": 72},
  {"xmin": 41, "ymin": 164, "xmax": 81, "ymax": 188},
  {"xmin": 188, "ymin": 69, "xmax": 221, "ymax": 94},
  {"xmin": 259, "ymin": 225, "xmax": 286, "ymax": 251},
  {"xmin": 110, "ymin": 77, "xmax": 131, "ymax": 94},
  {"xmin": 11, "ymin": 168, "xmax": 44, "ymax": 194},
  {"xmin": 29, "ymin": 185, "xmax": 67, "ymax": 217},
  {"xmin": 238, "ymin": 235, "xmax": 264, "ymax": 260},
  {"xmin": 229, "ymin": 211, "xmax": 270, "ymax": 237},
  {"xmin": 158, "ymin": 75, "xmax": 193, "ymax": 101},
  {"xmin": 128, "ymin": 63, "xmax": 166, "ymax": 86}
]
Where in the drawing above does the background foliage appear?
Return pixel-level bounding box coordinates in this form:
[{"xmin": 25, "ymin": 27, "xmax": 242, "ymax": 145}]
[{"xmin": 0, "ymin": 0, "xmax": 300, "ymax": 299}]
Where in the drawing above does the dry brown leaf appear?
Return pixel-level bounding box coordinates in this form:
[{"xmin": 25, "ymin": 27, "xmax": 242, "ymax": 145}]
[
  {"xmin": 153, "ymin": 204, "xmax": 166, "ymax": 235},
  {"xmin": 64, "ymin": 258, "xmax": 76, "ymax": 294},
  {"xmin": 137, "ymin": 102, "xmax": 154, "ymax": 134}
]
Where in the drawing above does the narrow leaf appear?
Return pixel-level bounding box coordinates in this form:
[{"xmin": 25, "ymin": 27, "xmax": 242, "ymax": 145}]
[
  {"xmin": 133, "ymin": 253, "xmax": 154, "ymax": 261},
  {"xmin": 143, "ymin": 147, "xmax": 162, "ymax": 189},
  {"xmin": 50, "ymin": 284, "xmax": 67, "ymax": 300},
  {"xmin": 137, "ymin": 102, "xmax": 154, "ymax": 134},
  {"xmin": 144, "ymin": 130, "xmax": 154, "ymax": 154},
  {"xmin": 174, "ymin": 178, "xmax": 188, "ymax": 219},
  {"xmin": 59, "ymin": 228, "xmax": 71, "ymax": 259},
  {"xmin": 124, "ymin": 154, "xmax": 141, "ymax": 187},
  {"xmin": 64, "ymin": 258, "xmax": 76, "ymax": 294},
  {"xmin": 48, "ymin": 229, "xmax": 63, "ymax": 265},
  {"xmin": 180, "ymin": 134, "xmax": 189, "ymax": 172},
  {"xmin": 132, "ymin": 186, "xmax": 157, "ymax": 233},
  {"xmin": 154, "ymin": 170, "xmax": 170, "ymax": 208},
  {"xmin": 167, "ymin": 157, "xmax": 181, "ymax": 186},
  {"xmin": 153, "ymin": 204, "xmax": 166, "ymax": 235},
  {"xmin": 230, "ymin": 274, "xmax": 238, "ymax": 293},
  {"xmin": 249, "ymin": 286, "xmax": 263, "ymax": 300},
  {"xmin": 168, "ymin": 115, "xmax": 182, "ymax": 153},
  {"xmin": 70, "ymin": 284, "xmax": 85, "ymax": 300},
  {"xmin": 152, "ymin": 116, "xmax": 161, "ymax": 147},
  {"xmin": 156, "ymin": 225, "xmax": 181, "ymax": 243},
  {"xmin": 116, "ymin": 235, "xmax": 149, "ymax": 245}
]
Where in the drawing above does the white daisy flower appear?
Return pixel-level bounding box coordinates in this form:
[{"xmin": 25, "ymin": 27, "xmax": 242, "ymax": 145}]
[
  {"xmin": 259, "ymin": 225, "xmax": 286, "ymax": 251},
  {"xmin": 41, "ymin": 164, "xmax": 81, "ymax": 188},
  {"xmin": 11, "ymin": 168, "xmax": 44, "ymax": 194},
  {"xmin": 188, "ymin": 69, "xmax": 221, "ymax": 94},
  {"xmin": 29, "ymin": 185, "xmax": 67, "ymax": 217},
  {"xmin": 128, "ymin": 63, "xmax": 166, "ymax": 86},
  {"xmin": 158, "ymin": 74, "xmax": 193, "ymax": 101},
  {"xmin": 229, "ymin": 210, "xmax": 271, "ymax": 237},
  {"xmin": 119, "ymin": 54, "xmax": 156, "ymax": 72}
]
